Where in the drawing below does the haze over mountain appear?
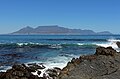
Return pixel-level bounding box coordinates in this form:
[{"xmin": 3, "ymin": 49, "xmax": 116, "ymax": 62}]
[{"xmin": 11, "ymin": 25, "xmax": 112, "ymax": 35}]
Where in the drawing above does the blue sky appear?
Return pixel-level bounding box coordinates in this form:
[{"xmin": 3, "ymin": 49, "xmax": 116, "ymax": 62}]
[{"xmin": 0, "ymin": 0, "xmax": 120, "ymax": 34}]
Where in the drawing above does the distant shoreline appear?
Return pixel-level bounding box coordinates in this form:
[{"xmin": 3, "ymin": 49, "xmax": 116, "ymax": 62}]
[{"xmin": 0, "ymin": 34, "xmax": 119, "ymax": 36}]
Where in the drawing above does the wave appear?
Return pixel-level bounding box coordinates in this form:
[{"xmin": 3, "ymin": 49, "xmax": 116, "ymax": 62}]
[
  {"xmin": 0, "ymin": 38, "xmax": 119, "ymax": 49},
  {"xmin": 0, "ymin": 42, "xmax": 98, "ymax": 50},
  {"xmin": 108, "ymin": 39, "xmax": 120, "ymax": 42},
  {"xmin": 98, "ymin": 39, "xmax": 120, "ymax": 48},
  {"xmin": 44, "ymin": 38, "xmax": 107, "ymax": 42},
  {"xmin": 95, "ymin": 43, "xmax": 118, "ymax": 49},
  {"xmin": 0, "ymin": 66, "xmax": 12, "ymax": 72},
  {"xmin": 95, "ymin": 39, "xmax": 120, "ymax": 52},
  {"xmin": 28, "ymin": 54, "xmax": 79, "ymax": 77},
  {"xmin": 0, "ymin": 43, "xmax": 50, "ymax": 48}
]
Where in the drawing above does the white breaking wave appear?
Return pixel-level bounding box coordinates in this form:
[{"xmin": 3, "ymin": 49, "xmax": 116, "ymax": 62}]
[
  {"xmin": 17, "ymin": 43, "xmax": 28, "ymax": 46},
  {"xmin": 108, "ymin": 39, "xmax": 120, "ymax": 42},
  {"xmin": 30, "ymin": 54, "xmax": 79, "ymax": 77},
  {"xmin": 95, "ymin": 39, "xmax": 120, "ymax": 52},
  {"xmin": 0, "ymin": 66, "xmax": 12, "ymax": 72},
  {"xmin": 77, "ymin": 43, "xmax": 84, "ymax": 45},
  {"xmin": 96, "ymin": 43, "xmax": 118, "ymax": 49},
  {"xmin": 16, "ymin": 42, "xmax": 43, "ymax": 46}
]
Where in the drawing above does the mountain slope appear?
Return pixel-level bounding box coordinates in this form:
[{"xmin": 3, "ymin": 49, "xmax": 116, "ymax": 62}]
[{"xmin": 12, "ymin": 26, "xmax": 34, "ymax": 34}]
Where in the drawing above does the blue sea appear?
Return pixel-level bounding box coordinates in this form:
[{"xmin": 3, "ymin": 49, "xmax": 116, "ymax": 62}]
[{"xmin": 0, "ymin": 35, "xmax": 120, "ymax": 72}]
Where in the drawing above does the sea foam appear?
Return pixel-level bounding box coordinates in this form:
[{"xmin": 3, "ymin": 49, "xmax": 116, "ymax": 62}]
[
  {"xmin": 95, "ymin": 39, "xmax": 120, "ymax": 52},
  {"xmin": 30, "ymin": 54, "xmax": 79, "ymax": 77}
]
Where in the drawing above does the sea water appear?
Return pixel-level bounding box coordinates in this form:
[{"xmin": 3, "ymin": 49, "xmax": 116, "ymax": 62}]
[{"xmin": 0, "ymin": 35, "xmax": 120, "ymax": 72}]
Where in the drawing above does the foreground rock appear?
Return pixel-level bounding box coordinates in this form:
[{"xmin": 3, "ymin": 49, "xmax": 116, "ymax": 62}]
[
  {"xmin": 0, "ymin": 63, "xmax": 45, "ymax": 79},
  {"xmin": 58, "ymin": 47, "xmax": 120, "ymax": 79},
  {"xmin": 0, "ymin": 63, "xmax": 61, "ymax": 79}
]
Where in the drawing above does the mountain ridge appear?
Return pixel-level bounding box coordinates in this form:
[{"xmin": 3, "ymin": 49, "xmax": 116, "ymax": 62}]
[{"xmin": 11, "ymin": 25, "xmax": 112, "ymax": 35}]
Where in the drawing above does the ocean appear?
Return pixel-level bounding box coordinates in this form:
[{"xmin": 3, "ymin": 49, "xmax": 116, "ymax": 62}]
[{"xmin": 0, "ymin": 35, "xmax": 120, "ymax": 72}]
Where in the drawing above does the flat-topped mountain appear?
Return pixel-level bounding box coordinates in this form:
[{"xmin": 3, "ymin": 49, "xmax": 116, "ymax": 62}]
[{"xmin": 11, "ymin": 25, "xmax": 112, "ymax": 35}]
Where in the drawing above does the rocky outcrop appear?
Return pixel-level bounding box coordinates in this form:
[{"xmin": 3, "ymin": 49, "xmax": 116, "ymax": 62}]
[
  {"xmin": 95, "ymin": 47, "xmax": 116, "ymax": 56},
  {"xmin": 58, "ymin": 46, "xmax": 120, "ymax": 79}
]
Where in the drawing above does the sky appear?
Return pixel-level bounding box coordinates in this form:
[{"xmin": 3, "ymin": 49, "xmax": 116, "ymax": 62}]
[{"xmin": 0, "ymin": 0, "xmax": 120, "ymax": 34}]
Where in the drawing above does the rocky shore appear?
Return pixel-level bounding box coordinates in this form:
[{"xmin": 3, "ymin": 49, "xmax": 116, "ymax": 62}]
[
  {"xmin": 58, "ymin": 46, "xmax": 120, "ymax": 79},
  {"xmin": 0, "ymin": 42, "xmax": 120, "ymax": 79}
]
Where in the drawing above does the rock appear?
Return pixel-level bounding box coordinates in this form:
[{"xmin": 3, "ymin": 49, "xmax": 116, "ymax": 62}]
[
  {"xmin": 0, "ymin": 64, "xmax": 40, "ymax": 79},
  {"xmin": 0, "ymin": 72, "xmax": 5, "ymax": 78},
  {"xmin": 27, "ymin": 63, "xmax": 46, "ymax": 70},
  {"xmin": 43, "ymin": 73, "xmax": 48, "ymax": 79},
  {"xmin": 95, "ymin": 46, "xmax": 116, "ymax": 56},
  {"xmin": 12, "ymin": 64, "xmax": 26, "ymax": 71},
  {"xmin": 116, "ymin": 42, "xmax": 120, "ymax": 48},
  {"xmin": 0, "ymin": 63, "xmax": 47, "ymax": 79},
  {"xmin": 54, "ymin": 67, "xmax": 61, "ymax": 72},
  {"xmin": 37, "ymin": 71, "xmax": 41, "ymax": 75},
  {"xmin": 58, "ymin": 46, "xmax": 120, "ymax": 79},
  {"xmin": 45, "ymin": 67, "xmax": 61, "ymax": 79}
]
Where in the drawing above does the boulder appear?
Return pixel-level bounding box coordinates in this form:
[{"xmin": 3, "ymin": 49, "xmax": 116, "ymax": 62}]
[
  {"xmin": 95, "ymin": 46, "xmax": 116, "ymax": 56},
  {"xmin": 45, "ymin": 67, "xmax": 61, "ymax": 79},
  {"xmin": 27, "ymin": 63, "xmax": 46, "ymax": 70},
  {"xmin": 0, "ymin": 64, "xmax": 41, "ymax": 79}
]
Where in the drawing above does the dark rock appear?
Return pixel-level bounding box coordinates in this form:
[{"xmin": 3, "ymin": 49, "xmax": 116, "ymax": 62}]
[
  {"xmin": 45, "ymin": 67, "xmax": 61, "ymax": 79},
  {"xmin": 43, "ymin": 73, "xmax": 48, "ymax": 79},
  {"xmin": 27, "ymin": 63, "xmax": 46, "ymax": 70},
  {"xmin": 37, "ymin": 71, "xmax": 41, "ymax": 75},
  {"xmin": 0, "ymin": 64, "xmax": 40, "ymax": 79},
  {"xmin": 0, "ymin": 72, "xmax": 5, "ymax": 78},
  {"xmin": 12, "ymin": 64, "xmax": 26, "ymax": 71},
  {"xmin": 116, "ymin": 42, "xmax": 120, "ymax": 48},
  {"xmin": 95, "ymin": 46, "xmax": 116, "ymax": 56},
  {"xmin": 54, "ymin": 67, "xmax": 61, "ymax": 71},
  {"xmin": 0, "ymin": 63, "xmax": 47, "ymax": 79}
]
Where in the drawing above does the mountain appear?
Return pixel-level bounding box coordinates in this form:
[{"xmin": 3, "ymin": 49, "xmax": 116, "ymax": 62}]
[
  {"xmin": 34, "ymin": 25, "xmax": 70, "ymax": 33},
  {"xmin": 12, "ymin": 26, "xmax": 34, "ymax": 34},
  {"xmin": 11, "ymin": 25, "xmax": 112, "ymax": 35}
]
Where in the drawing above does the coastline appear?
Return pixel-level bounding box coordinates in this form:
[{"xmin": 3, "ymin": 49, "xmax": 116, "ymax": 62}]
[{"xmin": 0, "ymin": 42, "xmax": 120, "ymax": 79}]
